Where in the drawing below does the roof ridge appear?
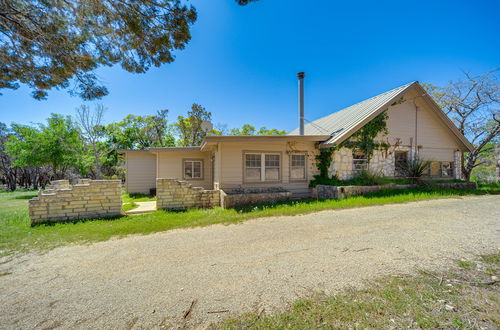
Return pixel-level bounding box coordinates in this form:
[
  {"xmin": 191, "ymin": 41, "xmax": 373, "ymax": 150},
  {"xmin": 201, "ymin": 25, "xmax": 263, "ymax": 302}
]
[{"xmin": 306, "ymin": 81, "xmax": 416, "ymax": 126}]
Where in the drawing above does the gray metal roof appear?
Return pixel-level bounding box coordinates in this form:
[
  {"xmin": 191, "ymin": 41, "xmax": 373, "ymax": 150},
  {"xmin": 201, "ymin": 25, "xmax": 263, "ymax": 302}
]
[{"xmin": 289, "ymin": 82, "xmax": 417, "ymax": 144}]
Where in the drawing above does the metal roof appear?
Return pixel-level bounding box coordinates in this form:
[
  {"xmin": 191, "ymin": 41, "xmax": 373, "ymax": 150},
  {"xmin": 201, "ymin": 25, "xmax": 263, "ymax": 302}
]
[{"xmin": 289, "ymin": 82, "xmax": 417, "ymax": 143}]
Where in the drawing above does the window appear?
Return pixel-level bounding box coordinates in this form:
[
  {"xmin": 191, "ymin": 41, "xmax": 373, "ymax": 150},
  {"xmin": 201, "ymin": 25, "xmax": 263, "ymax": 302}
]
[
  {"xmin": 244, "ymin": 153, "xmax": 281, "ymax": 182},
  {"xmin": 441, "ymin": 162, "xmax": 454, "ymax": 177},
  {"xmin": 184, "ymin": 160, "xmax": 203, "ymax": 179},
  {"xmin": 352, "ymin": 152, "xmax": 368, "ymax": 174},
  {"xmin": 290, "ymin": 154, "xmax": 306, "ymax": 180},
  {"xmin": 428, "ymin": 161, "xmax": 454, "ymax": 178},
  {"xmin": 265, "ymin": 154, "xmax": 280, "ymax": 180},
  {"xmin": 245, "ymin": 154, "xmax": 261, "ymax": 181},
  {"xmin": 394, "ymin": 151, "xmax": 408, "ymax": 177}
]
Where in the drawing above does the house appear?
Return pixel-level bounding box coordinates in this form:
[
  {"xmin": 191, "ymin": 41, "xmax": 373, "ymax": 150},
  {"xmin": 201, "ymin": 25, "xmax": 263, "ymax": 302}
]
[{"xmin": 119, "ymin": 81, "xmax": 473, "ymax": 202}]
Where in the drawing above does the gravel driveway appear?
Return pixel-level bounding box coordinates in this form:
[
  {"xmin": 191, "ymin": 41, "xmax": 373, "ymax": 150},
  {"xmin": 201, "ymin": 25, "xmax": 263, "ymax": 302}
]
[{"xmin": 1, "ymin": 195, "xmax": 499, "ymax": 329}]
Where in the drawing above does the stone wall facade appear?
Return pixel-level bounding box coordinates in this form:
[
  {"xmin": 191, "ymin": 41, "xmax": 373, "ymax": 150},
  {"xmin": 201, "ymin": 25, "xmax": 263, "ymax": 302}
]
[
  {"xmin": 454, "ymin": 150, "xmax": 462, "ymax": 180},
  {"xmin": 156, "ymin": 178, "xmax": 221, "ymax": 210},
  {"xmin": 330, "ymin": 146, "xmax": 412, "ymax": 180},
  {"xmin": 29, "ymin": 179, "xmax": 122, "ymax": 225}
]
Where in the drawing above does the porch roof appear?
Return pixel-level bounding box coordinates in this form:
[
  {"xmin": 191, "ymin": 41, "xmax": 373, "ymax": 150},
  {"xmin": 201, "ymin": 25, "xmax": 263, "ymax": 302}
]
[
  {"xmin": 117, "ymin": 146, "xmax": 201, "ymax": 153},
  {"xmin": 199, "ymin": 135, "xmax": 331, "ymax": 151}
]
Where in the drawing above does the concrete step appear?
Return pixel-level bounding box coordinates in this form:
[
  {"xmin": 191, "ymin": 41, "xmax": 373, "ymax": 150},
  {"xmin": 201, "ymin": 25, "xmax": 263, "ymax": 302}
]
[{"xmin": 125, "ymin": 201, "xmax": 157, "ymax": 215}]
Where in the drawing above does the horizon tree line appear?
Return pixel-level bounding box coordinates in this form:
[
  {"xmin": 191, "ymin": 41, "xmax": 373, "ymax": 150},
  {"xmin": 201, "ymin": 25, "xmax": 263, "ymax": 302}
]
[{"xmin": 0, "ymin": 103, "xmax": 286, "ymax": 190}]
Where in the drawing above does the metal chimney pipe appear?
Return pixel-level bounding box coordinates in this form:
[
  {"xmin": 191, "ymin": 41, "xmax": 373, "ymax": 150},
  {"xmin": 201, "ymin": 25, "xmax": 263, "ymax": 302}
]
[{"xmin": 297, "ymin": 72, "xmax": 305, "ymax": 135}]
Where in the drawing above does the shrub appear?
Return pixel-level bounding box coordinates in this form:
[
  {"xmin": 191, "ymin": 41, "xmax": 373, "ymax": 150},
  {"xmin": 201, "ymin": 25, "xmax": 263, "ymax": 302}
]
[
  {"xmin": 309, "ymin": 174, "xmax": 342, "ymax": 187},
  {"xmin": 347, "ymin": 170, "xmax": 386, "ymax": 186},
  {"xmin": 400, "ymin": 158, "xmax": 431, "ymax": 184}
]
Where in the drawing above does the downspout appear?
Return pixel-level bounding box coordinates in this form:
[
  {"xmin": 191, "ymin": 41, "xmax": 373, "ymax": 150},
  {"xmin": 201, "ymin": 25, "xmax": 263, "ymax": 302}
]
[
  {"xmin": 413, "ymin": 101, "xmax": 419, "ymax": 159},
  {"xmin": 125, "ymin": 152, "xmax": 128, "ymax": 192},
  {"xmin": 156, "ymin": 151, "xmax": 159, "ymax": 178}
]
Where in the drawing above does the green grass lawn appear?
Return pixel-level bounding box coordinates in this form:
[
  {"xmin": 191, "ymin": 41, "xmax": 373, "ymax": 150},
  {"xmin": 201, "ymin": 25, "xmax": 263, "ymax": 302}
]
[
  {"xmin": 0, "ymin": 185, "xmax": 498, "ymax": 258},
  {"xmin": 221, "ymin": 254, "xmax": 500, "ymax": 329}
]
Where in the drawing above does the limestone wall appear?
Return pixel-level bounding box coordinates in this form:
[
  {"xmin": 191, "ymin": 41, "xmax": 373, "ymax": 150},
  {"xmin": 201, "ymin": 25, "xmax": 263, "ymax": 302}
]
[
  {"xmin": 312, "ymin": 182, "xmax": 477, "ymax": 200},
  {"xmin": 156, "ymin": 178, "xmax": 220, "ymax": 210},
  {"xmin": 29, "ymin": 179, "xmax": 122, "ymax": 224},
  {"xmin": 222, "ymin": 191, "xmax": 292, "ymax": 208}
]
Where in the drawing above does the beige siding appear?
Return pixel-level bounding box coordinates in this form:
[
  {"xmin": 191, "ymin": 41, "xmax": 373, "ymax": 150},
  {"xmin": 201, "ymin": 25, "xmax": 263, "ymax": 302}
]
[
  {"xmin": 157, "ymin": 151, "xmax": 213, "ymax": 190},
  {"xmin": 386, "ymin": 89, "xmax": 460, "ymax": 162},
  {"xmin": 126, "ymin": 152, "xmax": 157, "ymax": 194},
  {"xmin": 213, "ymin": 144, "xmax": 222, "ymax": 189},
  {"xmin": 418, "ymin": 148, "xmax": 455, "ymax": 162},
  {"xmin": 218, "ymin": 141, "xmax": 318, "ymax": 197}
]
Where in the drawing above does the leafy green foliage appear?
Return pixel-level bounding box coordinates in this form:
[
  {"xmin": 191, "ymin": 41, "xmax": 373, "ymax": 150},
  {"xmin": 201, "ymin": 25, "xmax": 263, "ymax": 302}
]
[
  {"xmin": 316, "ymin": 148, "xmax": 335, "ymax": 179},
  {"xmin": 174, "ymin": 103, "xmax": 212, "ymax": 146},
  {"xmin": 345, "ymin": 170, "xmax": 391, "ymax": 186},
  {"xmin": 399, "ymin": 158, "xmax": 431, "ymax": 184},
  {"xmin": 228, "ymin": 124, "xmax": 286, "ymax": 136},
  {"xmin": 0, "ymin": 123, "xmax": 16, "ymax": 190},
  {"xmin": 339, "ymin": 111, "xmax": 390, "ymax": 161},
  {"xmin": 310, "ymin": 170, "xmax": 411, "ymax": 187},
  {"xmin": 309, "ymin": 147, "xmax": 336, "ymax": 187},
  {"xmin": 104, "ymin": 110, "xmax": 175, "ymax": 150},
  {"xmin": 0, "ymin": 0, "xmax": 258, "ymax": 100},
  {"xmin": 0, "ymin": 0, "xmax": 197, "ymax": 100},
  {"xmin": 5, "ymin": 114, "xmax": 85, "ymax": 178}
]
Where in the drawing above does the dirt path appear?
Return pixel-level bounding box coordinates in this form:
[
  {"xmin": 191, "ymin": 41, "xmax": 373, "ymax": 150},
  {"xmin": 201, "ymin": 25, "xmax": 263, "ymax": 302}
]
[{"xmin": 1, "ymin": 195, "xmax": 499, "ymax": 329}]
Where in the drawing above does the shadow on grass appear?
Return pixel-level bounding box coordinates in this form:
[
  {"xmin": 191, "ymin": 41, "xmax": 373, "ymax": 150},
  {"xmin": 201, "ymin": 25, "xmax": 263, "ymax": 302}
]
[
  {"xmin": 13, "ymin": 194, "xmax": 38, "ymax": 200},
  {"xmin": 128, "ymin": 192, "xmax": 154, "ymax": 199},
  {"xmin": 31, "ymin": 214, "xmax": 126, "ymax": 227}
]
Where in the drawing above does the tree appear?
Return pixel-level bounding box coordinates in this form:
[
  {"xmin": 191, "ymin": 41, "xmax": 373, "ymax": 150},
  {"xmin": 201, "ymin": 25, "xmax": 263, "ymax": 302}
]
[
  {"xmin": 0, "ymin": 0, "xmax": 258, "ymax": 100},
  {"xmin": 230, "ymin": 124, "xmax": 257, "ymax": 136},
  {"xmin": 0, "ymin": 122, "xmax": 17, "ymax": 190},
  {"xmin": 229, "ymin": 124, "xmax": 286, "ymax": 136},
  {"xmin": 174, "ymin": 103, "xmax": 212, "ymax": 146},
  {"xmin": 6, "ymin": 114, "xmax": 85, "ymax": 178},
  {"xmin": 104, "ymin": 110, "xmax": 175, "ymax": 150},
  {"xmin": 76, "ymin": 104, "xmax": 106, "ymax": 178},
  {"xmin": 424, "ymin": 70, "xmax": 500, "ymax": 180},
  {"xmin": 256, "ymin": 126, "xmax": 287, "ymax": 135},
  {"xmin": 101, "ymin": 111, "xmax": 175, "ymax": 177}
]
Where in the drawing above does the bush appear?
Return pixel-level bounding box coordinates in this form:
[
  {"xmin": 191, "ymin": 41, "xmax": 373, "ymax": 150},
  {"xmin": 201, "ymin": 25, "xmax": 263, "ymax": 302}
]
[
  {"xmin": 399, "ymin": 158, "xmax": 431, "ymax": 184},
  {"xmin": 310, "ymin": 170, "xmax": 411, "ymax": 187},
  {"xmin": 309, "ymin": 174, "xmax": 342, "ymax": 188},
  {"xmin": 346, "ymin": 170, "xmax": 386, "ymax": 186}
]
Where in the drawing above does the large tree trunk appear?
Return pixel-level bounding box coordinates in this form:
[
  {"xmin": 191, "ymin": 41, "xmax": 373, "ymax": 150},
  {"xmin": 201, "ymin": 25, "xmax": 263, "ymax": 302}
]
[{"xmin": 496, "ymin": 156, "xmax": 500, "ymax": 183}]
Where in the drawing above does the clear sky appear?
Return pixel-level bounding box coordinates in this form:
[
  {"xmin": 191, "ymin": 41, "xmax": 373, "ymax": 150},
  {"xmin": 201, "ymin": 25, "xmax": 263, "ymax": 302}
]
[{"xmin": 1, "ymin": 0, "xmax": 498, "ymax": 132}]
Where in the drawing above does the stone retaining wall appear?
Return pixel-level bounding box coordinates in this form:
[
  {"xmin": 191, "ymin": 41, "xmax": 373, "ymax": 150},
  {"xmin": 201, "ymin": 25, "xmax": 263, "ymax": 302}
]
[
  {"xmin": 222, "ymin": 191, "xmax": 292, "ymax": 208},
  {"xmin": 156, "ymin": 178, "xmax": 221, "ymax": 210},
  {"xmin": 29, "ymin": 179, "xmax": 122, "ymax": 224},
  {"xmin": 312, "ymin": 182, "xmax": 477, "ymax": 199}
]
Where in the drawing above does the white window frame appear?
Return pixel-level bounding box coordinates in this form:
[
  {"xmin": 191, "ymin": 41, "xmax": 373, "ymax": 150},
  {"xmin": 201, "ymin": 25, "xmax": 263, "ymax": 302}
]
[
  {"xmin": 243, "ymin": 152, "xmax": 281, "ymax": 182},
  {"xmin": 352, "ymin": 152, "xmax": 368, "ymax": 174},
  {"xmin": 289, "ymin": 153, "xmax": 307, "ymax": 181},
  {"xmin": 183, "ymin": 159, "xmax": 203, "ymax": 180},
  {"xmin": 440, "ymin": 162, "xmax": 454, "ymax": 177}
]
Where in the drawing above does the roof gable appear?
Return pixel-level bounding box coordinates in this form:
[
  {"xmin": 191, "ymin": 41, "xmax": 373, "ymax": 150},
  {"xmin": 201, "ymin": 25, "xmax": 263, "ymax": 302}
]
[
  {"xmin": 289, "ymin": 81, "xmax": 473, "ymax": 152},
  {"xmin": 289, "ymin": 82, "xmax": 414, "ymax": 137}
]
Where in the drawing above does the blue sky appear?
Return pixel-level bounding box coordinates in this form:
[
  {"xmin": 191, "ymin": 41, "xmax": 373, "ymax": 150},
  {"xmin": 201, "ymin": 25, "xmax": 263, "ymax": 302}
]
[{"xmin": 1, "ymin": 0, "xmax": 498, "ymax": 132}]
